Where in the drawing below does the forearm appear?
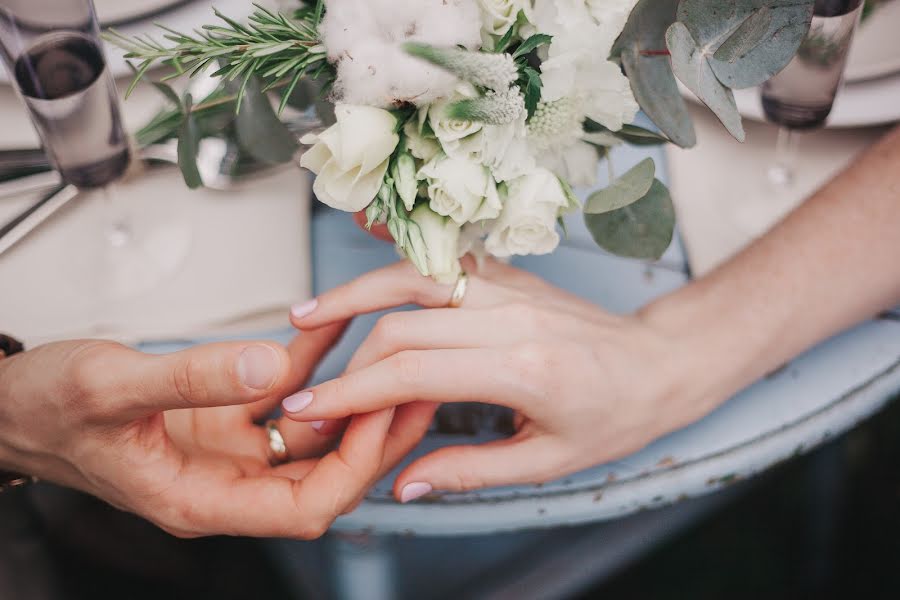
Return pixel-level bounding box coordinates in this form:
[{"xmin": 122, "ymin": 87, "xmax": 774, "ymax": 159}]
[{"xmin": 643, "ymin": 125, "xmax": 900, "ymax": 411}]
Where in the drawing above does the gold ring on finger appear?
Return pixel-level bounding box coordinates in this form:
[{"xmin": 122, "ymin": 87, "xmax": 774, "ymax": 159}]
[
  {"xmin": 448, "ymin": 271, "xmax": 469, "ymax": 309},
  {"xmin": 265, "ymin": 420, "xmax": 290, "ymax": 467}
]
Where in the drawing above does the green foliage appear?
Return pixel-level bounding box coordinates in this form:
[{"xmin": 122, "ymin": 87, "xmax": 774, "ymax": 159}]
[
  {"xmin": 519, "ymin": 67, "xmax": 543, "ymax": 119},
  {"xmin": 177, "ymin": 94, "xmax": 203, "ymax": 189},
  {"xmin": 613, "ymin": 0, "xmax": 697, "ymax": 148},
  {"xmin": 677, "ymin": 0, "xmax": 815, "ymax": 90},
  {"xmin": 585, "ymin": 179, "xmax": 676, "ymax": 261},
  {"xmin": 584, "ymin": 119, "xmax": 671, "ymax": 146},
  {"xmin": 105, "ymin": 4, "xmax": 331, "ymax": 114},
  {"xmin": 585, "ymin": 158, "xmax": 656, "ymax": 215}
]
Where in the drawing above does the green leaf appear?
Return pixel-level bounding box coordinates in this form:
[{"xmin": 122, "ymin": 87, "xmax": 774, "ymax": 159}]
[
  {"xmin": 494, "ymin": 18, "xmax": 519, "ymax": 53},
  {"xmin": 677, "ymin": 0, "xmax": 815, "ymax": 90},
  {"xmin": 585, "ymin": 158, "xmax": 656, "ymax": 214},
  {"xmin": 235, "ymin": 79, "xmax": 299, "ymax": 164},
  {"xmin": 520, "ymin": 67, "xmax": 542, "ymax": 118},
  {"xmin": 513, "ymin": 33, "xmax": 552, "ymax": 59},
  {"xmin": 584, "ymin": 179, "xmax": 676, "ymax": 261},
  {"xmin": 150, "ymin": 81, "xmax": 184, "ymax": 109},
  {"xmin": 612, "ymin": 0, "xmax": 696, "ymax": 148},
  {"xmin": 177, "ymin": 94, "xmax": 203, "ymax": 189},
  {"xmin": 713, "ymin": 6, "xmax": 773, "ymax": 63},
  {"xmin": 666, "ymin": 21, "xmax": 745, "ymax": 142},
  {"xmin": 584, "ymin": 120, "xmax": 671, "ymax": 146}
]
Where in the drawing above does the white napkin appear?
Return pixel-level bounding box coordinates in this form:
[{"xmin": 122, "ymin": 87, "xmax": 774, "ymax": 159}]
[
  {"xmin": 0, "ymin": 80, "xmax": 311, "ymax": 347},
  {"xmin": 667, "ymin": 103, "xmax": 890, "ymax": 276}
]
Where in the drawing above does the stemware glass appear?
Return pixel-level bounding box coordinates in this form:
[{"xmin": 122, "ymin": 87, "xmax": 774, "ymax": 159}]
[
  {"xmin": 737, "ymin": 0, "xmax": 864, "ymax": 236},
  {"xmin": 0, "ymin": 0, "xmax": 190, "ymax": 303}
]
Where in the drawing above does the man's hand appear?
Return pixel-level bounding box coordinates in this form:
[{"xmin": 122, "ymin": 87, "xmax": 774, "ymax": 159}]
[{"xmin": 0, "ymin": 331, "xmax": 432, "ymax": 539}]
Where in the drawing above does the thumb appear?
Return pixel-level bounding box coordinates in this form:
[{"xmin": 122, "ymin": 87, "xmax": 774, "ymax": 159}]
[
  {"xmin": 122, "ymin": 342, "xmax": 292, "ymax": 418},
  {"xmin": 393, "ymin": 436, "xmax": 566, "ymax": 503}
]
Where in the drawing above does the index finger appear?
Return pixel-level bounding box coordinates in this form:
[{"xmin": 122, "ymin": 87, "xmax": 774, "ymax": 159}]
[
  {"xmin": 290, "ymin": 262, "xmax": 520, "ymax": 331},
  {"xmin": 281, "ymin": 348, "xmax": 533, "ymax": 422}
]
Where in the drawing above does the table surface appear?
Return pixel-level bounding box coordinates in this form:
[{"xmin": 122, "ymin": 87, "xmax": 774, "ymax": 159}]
[{"xmin": 139, "ymin": 140, "xmax": 900, "ymax": 539}]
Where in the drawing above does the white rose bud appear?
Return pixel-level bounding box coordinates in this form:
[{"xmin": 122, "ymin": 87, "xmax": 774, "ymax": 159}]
[
  {"xmin": 409, "ymin": 204, "xmax": 463, "ymax": 284},
  {"xmin": 428, "ymin": 88, "xmax": 484, "ymax": 159},
  {"xmin": 403, "ymin": 119, "xmax": 441, "ymax": 162},
  {"xmin": 486, "ymin": 168, "xmax": 569, "ymax": 257},
  {"xmin": 392, "ymin": 151, "xmax": 419, "ymax": 211},
  {"xmin": 477, "ymin": 0, "xmax": 529, "ymax": 37},
  {"xmin": 300, "ymin": 105, "xmax": 399, "ymax": 212},
  {"xmin": 418, "ymin": 154, "xmax": 502, "ymax": 225}
]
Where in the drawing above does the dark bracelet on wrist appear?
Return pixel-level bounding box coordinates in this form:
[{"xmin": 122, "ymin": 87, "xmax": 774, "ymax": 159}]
[{"xmin": 0, "ymin": 334, "xmax": 34, "ymax": 494}]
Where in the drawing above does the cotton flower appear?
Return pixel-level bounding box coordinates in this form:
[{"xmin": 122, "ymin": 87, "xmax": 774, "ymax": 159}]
[{"xmin": 321, "ymin": 0, "xmax": 482, "ymax": 108}]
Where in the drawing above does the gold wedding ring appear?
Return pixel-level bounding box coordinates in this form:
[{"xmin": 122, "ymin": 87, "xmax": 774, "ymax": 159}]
[
  {"xmin": 265, "ymin": 420, "xmax": 290, "ymax": 467},
  {"xmin": 448, "ymin": 271, "xmax": 469, "ymax": 309}
]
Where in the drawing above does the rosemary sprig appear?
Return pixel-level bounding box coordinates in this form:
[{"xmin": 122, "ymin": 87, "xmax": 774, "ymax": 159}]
[{"xmin": 105, "ymin": 1, "xmax": 332, "ymax": 113}]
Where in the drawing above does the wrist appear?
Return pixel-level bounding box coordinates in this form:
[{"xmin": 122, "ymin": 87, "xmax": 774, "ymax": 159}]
[
  {"xmin": 0, "ymin": 335, "xmax": 34, "ymax": 491},
  {"xmin": 637, "ymin": 287, "xmax": 773, "ymax": 419}
]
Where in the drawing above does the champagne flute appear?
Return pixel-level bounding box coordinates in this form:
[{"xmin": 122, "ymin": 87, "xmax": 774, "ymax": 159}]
[
  {"xmin": 738, "ymin": 0, "xmax": 865, "ymax": 236},
  {"xmin": 0, "ymin": 0, "xmax": 190, "ymax": 303}
]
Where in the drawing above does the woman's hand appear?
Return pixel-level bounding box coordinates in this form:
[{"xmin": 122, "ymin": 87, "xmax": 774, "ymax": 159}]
[
  {"xmin": 0, "ymin": 329, "xmax": 432, "ymax": 538},
  {"xmin": 283, "ymin": 260, "xmax": 718, "ymax": 502}
]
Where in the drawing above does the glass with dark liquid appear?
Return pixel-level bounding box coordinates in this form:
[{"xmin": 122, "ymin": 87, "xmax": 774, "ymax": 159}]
[
  {"xmin": 1, "ymin": 0, "xmax": 130, "ymax": 188},
  {"xmin": 0, "ymin": 0, "xmax": 190, "ymax": 302},
  {"xmin": 760, "ymin": 0, "xmax": 864, "ymax": 185}
]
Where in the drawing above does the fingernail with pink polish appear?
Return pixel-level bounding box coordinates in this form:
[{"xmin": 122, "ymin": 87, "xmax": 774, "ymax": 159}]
[
  {"xmin": 237, "ymin": 345, "xmax": 280, "ymax": 390},
  {"xmin": 282, "ymin": 391, "xmax": 314, "ymax": 413},
  {"xmin": 291, "ymin": 299, "xmax": 318, "ymax": 320},
  {"xmin": 400, "ymin": 482, "xmax": 433, "ymax": 504},
  {"xmin": 311, "ymin": 420, "xmax": 326, "ymax": 432}
]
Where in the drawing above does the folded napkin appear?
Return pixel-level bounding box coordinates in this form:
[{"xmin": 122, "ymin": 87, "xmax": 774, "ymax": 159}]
[
  {"xmin": 0, "ymin": 85, "xmax": 311, "ymax": 347},
  {"xmin": 667, "ymin": 104, "xmax": 889, "ymax": 276}
]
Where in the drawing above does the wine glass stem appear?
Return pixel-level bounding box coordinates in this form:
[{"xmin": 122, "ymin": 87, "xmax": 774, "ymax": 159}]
[{"xmin": 767, "ymin": 126, "xmax": 798, "ymax": 189}]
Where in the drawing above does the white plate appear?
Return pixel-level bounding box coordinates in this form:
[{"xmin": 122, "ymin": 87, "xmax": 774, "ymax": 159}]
[
  {"xmin": 94, "ymin": 0, "xmax": 193, "ymax": 27},
  {"xmin": 845, "ymin": 0, "xmax": 900, "ymax": 82},
  {"xmin": 0, "ymin": 0, "xmax": 254, "ymax": 83}
]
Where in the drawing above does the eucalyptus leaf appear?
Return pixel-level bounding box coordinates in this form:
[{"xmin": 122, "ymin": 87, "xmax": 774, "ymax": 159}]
[
  {"xmin": 177, "ymin": 94, "xmax": 203, "ymax": 189},
  {"xmin": 585, "ymin": 179, "xmax": 676, "ymax": 261},
  {"xmin": 666, "ymin": 21, "xmax": 746, "ymax": 142},
  {"xmin": 235, "ymin": 79, "xmax": 300, "ymax": 164},
  {"xmin": 612, "ymin": 0, "xmax": 696, "ymax": 148},
  {"xmin": 585, "ymin": 158, "xmax": 656, "ymax": 215},
  {"xmin": 584, "ymin": 119, "xmax": 671, "ymax": 146},
  {"xmin": 677, "ymin": 0, "xmax": 815, "ymax": 89}
]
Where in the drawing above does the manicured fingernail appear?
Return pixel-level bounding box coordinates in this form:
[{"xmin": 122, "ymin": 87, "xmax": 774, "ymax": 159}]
[
  {"xmin": 282, "ymin": 391, "xmax": 314, "ymax": 413},
  {"xmin": 291, "ymin": 299, "xmax": 318, "ymax": 320},
  {"xmin": 311, "ymin": 420, "xmax": 326, "ymax": 432},
  {"xmin": 400, "ymin": 482, "xmax": 433, "ymax": 504},
  {"xmin": 237, "ymin": 345, "xmax": 280, "ymax": 390}
]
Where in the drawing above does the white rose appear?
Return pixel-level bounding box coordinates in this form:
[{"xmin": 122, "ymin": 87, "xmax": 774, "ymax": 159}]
[
  {"xmin": 538, "ymin": 139, "xmax": 600, "ymax": 187},
  {"xmin": 409, "ymin": 204, "xmax": 463, "ymax": 284},
  {"xmin": 486, "ymin": 169, "xmax": 569, "ymax": 257},
  {"xmin": 479, "ymin": 111, "xmax": 535, "ymax": 182},
  {"xmin": 418, "ymin": 154, "xmax": 502, "ymax": 224},
  {"xmin": 428, "ymin": 87, "xmax": 484, "ymax": 158},
  {"xmin": 477, "ymin": 0, "xmax": 529, "ymax": 37},
  {"xmin": 300, "ymin": 105, "xmax": 399, "ymax": 212}
]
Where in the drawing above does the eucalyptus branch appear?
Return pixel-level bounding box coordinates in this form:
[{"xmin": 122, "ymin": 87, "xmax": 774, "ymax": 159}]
[{"xmin": 105, "ymin": 2, "xmax": 332, "ymax": 113}]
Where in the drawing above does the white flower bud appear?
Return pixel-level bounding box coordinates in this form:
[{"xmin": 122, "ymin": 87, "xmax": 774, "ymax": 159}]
[{"xmin": 404, "ymin": 42, "xmax": 518, "ymax": 91}]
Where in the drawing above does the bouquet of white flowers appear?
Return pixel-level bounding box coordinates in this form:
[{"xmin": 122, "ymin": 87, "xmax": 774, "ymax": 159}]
[{"xmin": 110, "ymin": 0, "xmax": 818, "ymax": 280}]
